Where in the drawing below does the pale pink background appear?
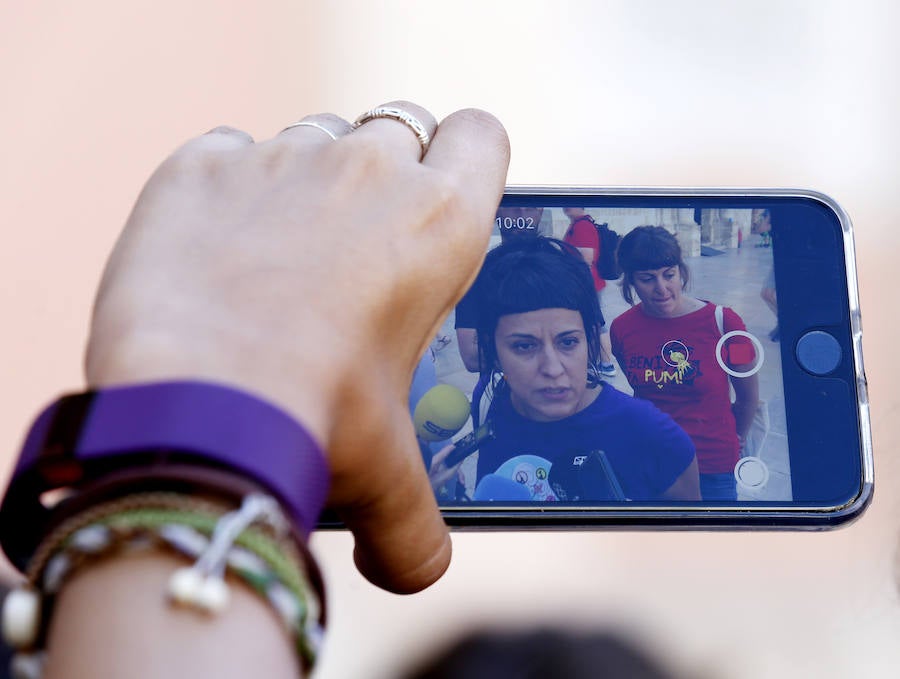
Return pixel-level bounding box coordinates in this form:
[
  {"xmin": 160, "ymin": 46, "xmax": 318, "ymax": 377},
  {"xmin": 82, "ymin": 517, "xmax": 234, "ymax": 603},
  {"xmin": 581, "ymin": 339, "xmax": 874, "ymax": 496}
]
[{"xmin": 2, "ymin": 2, "xmax": 899, "ymax": 677}]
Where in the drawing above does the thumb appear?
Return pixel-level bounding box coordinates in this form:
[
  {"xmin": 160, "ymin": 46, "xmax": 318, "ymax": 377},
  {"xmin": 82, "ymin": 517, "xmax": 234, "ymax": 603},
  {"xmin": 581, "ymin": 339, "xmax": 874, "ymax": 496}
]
[{"xmin": 331, "ymin": 396, "xmax": 452, "ymax": 594}]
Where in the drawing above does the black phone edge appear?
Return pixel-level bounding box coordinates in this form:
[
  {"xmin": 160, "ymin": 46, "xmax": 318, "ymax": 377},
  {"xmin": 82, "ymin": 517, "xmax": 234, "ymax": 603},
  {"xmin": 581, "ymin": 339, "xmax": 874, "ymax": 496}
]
[{"xmin": 315, "ymin": 480, "xmax": 872, "ymax": 532}]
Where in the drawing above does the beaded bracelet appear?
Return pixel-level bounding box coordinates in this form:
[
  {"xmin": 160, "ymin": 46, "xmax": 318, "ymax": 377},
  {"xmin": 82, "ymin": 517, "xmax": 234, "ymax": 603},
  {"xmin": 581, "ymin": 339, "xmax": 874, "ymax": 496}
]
[{"xmin": 1, "ymin": 492, "xmax": 325, "ymax": 677}]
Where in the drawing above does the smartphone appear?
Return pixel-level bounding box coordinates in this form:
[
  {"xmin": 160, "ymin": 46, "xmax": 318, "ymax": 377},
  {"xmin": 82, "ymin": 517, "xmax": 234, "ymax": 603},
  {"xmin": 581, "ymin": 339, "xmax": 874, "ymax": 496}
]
[{"xmin": 420, "ymin": 187, "xmax": 872, "ymax": 529}]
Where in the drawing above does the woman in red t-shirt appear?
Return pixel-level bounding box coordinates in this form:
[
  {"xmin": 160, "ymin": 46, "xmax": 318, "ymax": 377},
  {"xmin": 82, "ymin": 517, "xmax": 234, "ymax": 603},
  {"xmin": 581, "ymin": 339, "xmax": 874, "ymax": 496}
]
[{"xmin": 609, "ymin": 227, "xmax": 759, "ymax": 500}]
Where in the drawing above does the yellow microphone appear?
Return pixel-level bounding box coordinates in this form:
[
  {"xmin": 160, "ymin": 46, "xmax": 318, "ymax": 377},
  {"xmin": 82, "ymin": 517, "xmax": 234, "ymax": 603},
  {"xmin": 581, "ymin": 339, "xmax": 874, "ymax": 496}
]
[{"xmin": 413, "ymin": 384, "xmax": 471, "ymax": 441}]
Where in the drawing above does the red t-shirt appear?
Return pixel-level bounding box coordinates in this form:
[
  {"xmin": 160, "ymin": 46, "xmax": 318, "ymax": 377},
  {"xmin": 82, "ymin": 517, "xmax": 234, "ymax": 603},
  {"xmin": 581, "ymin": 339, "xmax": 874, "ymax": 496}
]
[
  {"xmin": 563, "ymin": 217, "xmax": 605, "ymax": 291},
  {"xmin": 610, "ymin": 302, "xmax": 755, "ymax": 474}
]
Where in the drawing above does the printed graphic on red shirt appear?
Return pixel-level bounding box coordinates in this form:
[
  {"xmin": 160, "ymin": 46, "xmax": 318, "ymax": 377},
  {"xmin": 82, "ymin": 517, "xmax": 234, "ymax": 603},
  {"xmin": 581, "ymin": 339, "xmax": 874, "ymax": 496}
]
[
  {"xmin": 620, "ymin": 327, "xmax": 755, "ymax": 391},
  {"xmin": 625, "ymin": 338, "xmax": 706, "ymax": 390}
]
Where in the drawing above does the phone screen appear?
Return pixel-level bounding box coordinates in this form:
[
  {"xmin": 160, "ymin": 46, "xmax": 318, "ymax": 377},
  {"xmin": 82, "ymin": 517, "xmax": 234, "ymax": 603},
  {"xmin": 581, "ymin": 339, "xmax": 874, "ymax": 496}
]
[{"xmin": 412, "ymin": 190, "xmax": 870, "ymax": 526}]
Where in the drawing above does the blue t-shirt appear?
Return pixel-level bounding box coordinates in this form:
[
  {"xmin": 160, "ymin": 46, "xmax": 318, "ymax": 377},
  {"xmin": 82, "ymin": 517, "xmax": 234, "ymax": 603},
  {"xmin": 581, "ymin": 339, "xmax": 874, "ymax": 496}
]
[{"xmin": 477, "ymin": 384, "xmax": 696, "ymax": 501}]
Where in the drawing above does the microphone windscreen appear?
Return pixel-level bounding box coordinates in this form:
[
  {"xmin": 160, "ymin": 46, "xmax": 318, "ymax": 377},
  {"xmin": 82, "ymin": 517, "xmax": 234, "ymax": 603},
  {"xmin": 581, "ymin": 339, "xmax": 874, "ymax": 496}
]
[
  {"xmin": 413, "ymin": 384, "xmax": 471, "ymax": 441},
  {"xmin": 473, "ymin": 474, "xmax": 533, "ymax": 501}
]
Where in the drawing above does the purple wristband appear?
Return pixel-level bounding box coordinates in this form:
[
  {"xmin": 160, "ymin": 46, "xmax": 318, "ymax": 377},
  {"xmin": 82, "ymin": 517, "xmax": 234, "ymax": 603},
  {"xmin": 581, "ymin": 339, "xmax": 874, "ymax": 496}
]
[{"xmin": 0, "ymin": 381, "xmax": 330, "ymax": 569}]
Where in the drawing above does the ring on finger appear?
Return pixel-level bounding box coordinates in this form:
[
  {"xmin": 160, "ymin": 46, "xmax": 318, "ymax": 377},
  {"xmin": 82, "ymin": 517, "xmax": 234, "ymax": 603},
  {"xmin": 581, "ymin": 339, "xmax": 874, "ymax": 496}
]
[
  {"xmin": 351, "ymin": 106, "xmax": 431, "ymax": 159},
  {"xmin": 280, "ymin": 120, "xmax": 341, "ymax": 140}
]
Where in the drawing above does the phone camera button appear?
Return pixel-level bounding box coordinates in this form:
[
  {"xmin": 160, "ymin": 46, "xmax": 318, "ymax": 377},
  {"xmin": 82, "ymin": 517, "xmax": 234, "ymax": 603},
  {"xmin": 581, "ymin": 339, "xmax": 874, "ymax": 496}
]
[
  {"xmin": 734, "ymin": 457, "xmax": 769, "ymax": 490},
  {"xmin": 796, "ymin": 330, "xmax": 842, "ymax": 375}
]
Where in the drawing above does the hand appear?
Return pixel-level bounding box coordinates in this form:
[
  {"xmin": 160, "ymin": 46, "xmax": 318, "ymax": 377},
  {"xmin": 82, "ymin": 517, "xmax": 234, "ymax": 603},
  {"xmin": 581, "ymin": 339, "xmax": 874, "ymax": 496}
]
[
  {"xmin": 84, "ymin": 101, "xmax": 510, "ymax": 593},
  {"xmin": 428, "ymin": 442, "xmax": 465, "ymax": 492}
]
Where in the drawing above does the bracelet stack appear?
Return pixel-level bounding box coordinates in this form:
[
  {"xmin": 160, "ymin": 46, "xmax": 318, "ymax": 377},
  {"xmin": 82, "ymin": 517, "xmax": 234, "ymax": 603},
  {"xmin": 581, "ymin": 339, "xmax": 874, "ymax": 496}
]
[
  {"xmin": 0, "ymin": 380, "xmax": 332, "ymax": 678},
  {"xmin": 2, "ymin": 492, "xmax": 325, "ymax": 677}
]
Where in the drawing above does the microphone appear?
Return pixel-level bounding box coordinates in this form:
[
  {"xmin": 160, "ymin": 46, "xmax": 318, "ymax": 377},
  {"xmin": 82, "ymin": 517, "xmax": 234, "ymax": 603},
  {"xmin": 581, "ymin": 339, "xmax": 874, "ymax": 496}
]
[
  {"xmin": 443, "ymin": 421, "xmax": 496, "ymax": 469},
  {"xmin": 473, "ymin": 474, "xmax": 532, "ymax": 501},
  {"xmin": 413, "ymin": 384, "xmax": 471, "ymax": 442},
  {"xmin": 548, "ymin": 450, "xmax": 626, "ymax": 501}
]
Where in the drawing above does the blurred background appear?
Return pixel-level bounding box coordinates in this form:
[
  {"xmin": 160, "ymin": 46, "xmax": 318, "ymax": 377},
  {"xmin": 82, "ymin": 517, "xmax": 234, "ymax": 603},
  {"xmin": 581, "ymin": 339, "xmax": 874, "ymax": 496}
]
[{"xmin": 2, "ymin": 1, "xmax": 898, "ymax": 676}]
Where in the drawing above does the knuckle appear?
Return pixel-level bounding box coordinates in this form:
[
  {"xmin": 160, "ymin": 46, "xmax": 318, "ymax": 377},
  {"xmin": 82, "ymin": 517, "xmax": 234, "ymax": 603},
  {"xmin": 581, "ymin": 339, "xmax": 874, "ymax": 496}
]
[
  {"xmin": 421, "ymin": 170, "xmax": 467, "ymax": 224},
  {"xmin": 333, "ymin": 133, "xmax": 402, "ymax": 181},
  {"xmin": 428, "ymin": 169, "xmax": 466, "ymax": 207},
  {"xmin": 206, "ymin": 125, "xmax": 254, "ymax": 143},
  {"xmin": 155, "ymin": 139, "xmax": 231, "ymax": 186},
  {"xmin": 420, "ymin": 170, "xmax": 490, "ymax": 254},
  {"xmin": 344, "ymin": 133, "xmax": 399, "ymax": 168},
  {"xmin": 254, "ymin": 139, "xmax": 297, "ymax": 176}
]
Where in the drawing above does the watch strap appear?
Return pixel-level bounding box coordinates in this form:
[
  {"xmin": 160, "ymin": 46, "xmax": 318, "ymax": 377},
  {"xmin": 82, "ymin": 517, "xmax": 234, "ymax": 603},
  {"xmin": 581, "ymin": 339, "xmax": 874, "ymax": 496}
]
[{"xmin": 1, "ymin": 381, "xmax": 330, "ymax": 569}]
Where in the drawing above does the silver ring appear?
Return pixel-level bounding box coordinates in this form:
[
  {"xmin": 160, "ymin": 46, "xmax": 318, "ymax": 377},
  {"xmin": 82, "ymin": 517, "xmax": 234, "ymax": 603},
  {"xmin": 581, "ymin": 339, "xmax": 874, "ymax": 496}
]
[
  {"xmin": 280, "ymin": 120, "xmax": 339, "ymax": 141},
  {"xmin": 351, "ymin": 106, "xmax": 431, "ymax": 159}
]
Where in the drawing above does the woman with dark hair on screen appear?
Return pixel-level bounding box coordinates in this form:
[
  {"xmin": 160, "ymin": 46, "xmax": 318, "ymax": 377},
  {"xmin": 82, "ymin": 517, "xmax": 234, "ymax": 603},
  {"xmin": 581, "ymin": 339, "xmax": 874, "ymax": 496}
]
[
  {"xmin": 610, "ymin": 226, "xmax": 759, "ymax": 501},
  {"xmin": 431, "ymin": 237, "xmax": 699, "ymax": 502}
]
